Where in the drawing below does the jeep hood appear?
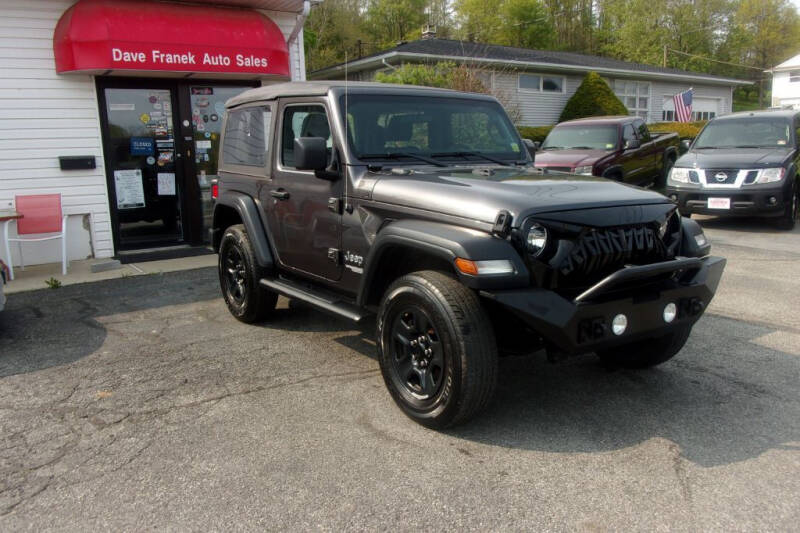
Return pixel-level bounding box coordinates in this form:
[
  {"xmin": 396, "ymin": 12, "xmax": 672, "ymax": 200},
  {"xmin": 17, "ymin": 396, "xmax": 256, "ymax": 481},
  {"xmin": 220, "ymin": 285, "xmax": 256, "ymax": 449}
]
[
  {"xmin": 678, "ymin": 147, "xmax": 792, "ymax": 169},
  {"xmin": 533, "ymin": 149, "xmax": 611, "ymax": 169},
  {"xmin": 369, "ymin": 167, "xmax": 670, "ymax": 227}
]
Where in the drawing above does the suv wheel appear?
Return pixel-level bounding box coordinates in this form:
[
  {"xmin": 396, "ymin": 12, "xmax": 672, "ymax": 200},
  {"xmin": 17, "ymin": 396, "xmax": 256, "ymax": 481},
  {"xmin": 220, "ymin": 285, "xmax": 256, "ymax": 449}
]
[
  {"xmin": 376, "ymin": 270, "xmax": 498, "ymax": 428},
  {"xmin": 777, "ymin": 183, "xmax": 798, "ymax": 231},
  {"xmin": 218, "ymin": 224, "xmax": 277, "ymax": 323},
  {"xmin": 596, "ymin": 325, "xmax": 691, "ymax": 368}
]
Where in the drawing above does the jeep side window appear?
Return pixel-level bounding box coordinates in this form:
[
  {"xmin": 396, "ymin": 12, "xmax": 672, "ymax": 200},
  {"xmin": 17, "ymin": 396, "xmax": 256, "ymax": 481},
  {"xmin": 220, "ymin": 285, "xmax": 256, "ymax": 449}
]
[
  {"xmin": 623, "ymin": 124, "xmax": 636, "ymax": 148},
  {"xmin": 281, "ymin": 105, "xmax": 332, "ymax": 169},
  {"xmin": 222, "ymin": 106, "xmax": 270, "ymax": 167}
]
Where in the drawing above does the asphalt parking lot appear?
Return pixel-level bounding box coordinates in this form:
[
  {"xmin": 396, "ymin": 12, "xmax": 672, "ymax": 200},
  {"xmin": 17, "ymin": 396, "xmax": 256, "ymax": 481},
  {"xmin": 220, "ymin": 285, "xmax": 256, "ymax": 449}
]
[{"xmin": 0, "ymin": 215, "xmax": 799, "ymax": 530}]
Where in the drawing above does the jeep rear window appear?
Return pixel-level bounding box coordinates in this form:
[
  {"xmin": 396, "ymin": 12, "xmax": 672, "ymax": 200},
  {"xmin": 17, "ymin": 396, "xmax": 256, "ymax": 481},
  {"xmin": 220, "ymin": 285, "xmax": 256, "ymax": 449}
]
[
  {"xmin": 694, "ymin": 117, "xmax": 792, "ymax": 148},
  {"xmin": 222, "ymin": 106, "xmax": 271, "ymax": 167},
  {"xmin": 340, "ymin": 95, "xmax": 523, "ymax": 163}
]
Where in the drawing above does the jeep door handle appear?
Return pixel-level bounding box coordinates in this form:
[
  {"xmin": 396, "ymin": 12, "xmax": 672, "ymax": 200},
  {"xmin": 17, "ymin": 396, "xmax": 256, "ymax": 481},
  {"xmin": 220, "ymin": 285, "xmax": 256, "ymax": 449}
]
[{"xmin": 270, "ymin": 189, "xmax": 290, "ymax": 200}]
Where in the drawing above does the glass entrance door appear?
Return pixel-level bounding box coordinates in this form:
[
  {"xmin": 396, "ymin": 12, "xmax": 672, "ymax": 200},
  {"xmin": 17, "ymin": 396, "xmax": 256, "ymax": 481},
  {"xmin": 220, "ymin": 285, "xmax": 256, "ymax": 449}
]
[
  {"xmin": 103, "ymin": 87, "xmax": 184, "ymax": 249},
  {"xmin": 188, "ymin": 86, "xmax": 253, "ymax": 244}
]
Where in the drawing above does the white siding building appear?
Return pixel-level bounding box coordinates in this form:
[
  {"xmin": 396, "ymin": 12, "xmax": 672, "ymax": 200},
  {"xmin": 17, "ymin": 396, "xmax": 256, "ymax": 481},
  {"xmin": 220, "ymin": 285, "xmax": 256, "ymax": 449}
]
[
  {"xmin": 1, "ymin": 0, "xmax": 314, "ymax": 270},
  {"xmin": 311, "ymin": 38, "xmax": 749, "ymax": 127},
  {"xmin": 768, "ymin": 53, "xmax": 800, "ymax": 108}
]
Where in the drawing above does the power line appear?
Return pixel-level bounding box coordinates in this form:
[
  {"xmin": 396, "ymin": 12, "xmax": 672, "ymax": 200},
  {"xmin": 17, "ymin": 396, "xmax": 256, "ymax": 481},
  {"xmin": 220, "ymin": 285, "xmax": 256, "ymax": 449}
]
[{"xmin": 666, "ymin": 48, "xmax": 765, "ymax": 71}]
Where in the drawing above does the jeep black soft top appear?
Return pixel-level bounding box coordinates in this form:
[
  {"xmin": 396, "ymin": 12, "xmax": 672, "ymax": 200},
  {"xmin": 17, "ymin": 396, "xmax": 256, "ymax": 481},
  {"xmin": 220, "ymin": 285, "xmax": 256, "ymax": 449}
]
[{"xmin": 212, "ymin": 81, "xmax": 725, "ymax": 428}]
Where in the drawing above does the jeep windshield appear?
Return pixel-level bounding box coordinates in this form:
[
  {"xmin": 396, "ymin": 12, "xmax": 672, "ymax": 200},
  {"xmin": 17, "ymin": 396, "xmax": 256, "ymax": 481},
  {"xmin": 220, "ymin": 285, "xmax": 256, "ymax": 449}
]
[
  {"xmin": 340, "ymin": 94, "xmax": 526, "ymax": 165},
  {"xmin": 541, "ymin": 125, "xmax": 619, "ymax": 151},
  {"xmin": 694, "ymin": 117, "xmax": 792, "ymax": 149}
]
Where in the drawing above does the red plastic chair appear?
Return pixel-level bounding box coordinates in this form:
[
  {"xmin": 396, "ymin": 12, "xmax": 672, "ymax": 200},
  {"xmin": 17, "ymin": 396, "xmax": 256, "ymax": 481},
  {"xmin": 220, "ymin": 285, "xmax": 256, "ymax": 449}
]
[{"xmin": 2, "ymin": 194, "xmax": 68, "ymax": 280}]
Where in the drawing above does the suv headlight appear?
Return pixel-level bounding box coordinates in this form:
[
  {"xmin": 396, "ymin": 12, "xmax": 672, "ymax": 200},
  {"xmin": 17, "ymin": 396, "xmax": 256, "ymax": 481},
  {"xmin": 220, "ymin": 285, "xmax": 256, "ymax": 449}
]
[
  {"xmin": 756, "ymin": 167, "xmax": 785, "ymax": 184},
  {"xmin": 668, "ymin": 167, "xmax": 691, "ymax": 184},
  {"xmin": 573, "ymin": 165, "xmax": 593, "ymax": 175},
  {"xmin": 526, "ymin": 224, "xmax": 548, "ymax": 257}
]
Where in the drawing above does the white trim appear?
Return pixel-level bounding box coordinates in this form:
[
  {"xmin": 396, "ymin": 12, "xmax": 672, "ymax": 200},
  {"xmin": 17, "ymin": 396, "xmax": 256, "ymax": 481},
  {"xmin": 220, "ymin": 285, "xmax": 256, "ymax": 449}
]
[{"xmin": 313, "ymin": 51, "xmax": 752, "ymax": 86}]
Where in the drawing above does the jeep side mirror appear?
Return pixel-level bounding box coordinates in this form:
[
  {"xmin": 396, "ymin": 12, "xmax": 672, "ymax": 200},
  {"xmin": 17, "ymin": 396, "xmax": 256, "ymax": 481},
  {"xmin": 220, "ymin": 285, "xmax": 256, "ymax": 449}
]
[
  {"xmin": 294, "ymin": 137, "xmax": 328, "ymax": 171},
  {"xmin": 680, "ymin": 139, "xmax": 691, "ymax": 153},
  {"xmin": 624, "ymin": 138, "xmax": 641, "ymax": 150}
]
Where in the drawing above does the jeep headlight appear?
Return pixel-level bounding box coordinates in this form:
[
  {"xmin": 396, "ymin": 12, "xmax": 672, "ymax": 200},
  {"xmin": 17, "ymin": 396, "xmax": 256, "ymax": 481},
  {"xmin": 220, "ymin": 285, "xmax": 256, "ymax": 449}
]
[
  {"xmin": 526, "ymin": 224, "xmax": 548, "ymax": 257},
  {"xmin": 668, "ymin": 167, "xmax": 691, "ymax": 184},
  {"xmin": 756, "ymin": 167, "xmax": 785, "ymax": 184},
  {"xmin": 573, "ymin": 165, "xmax": 593, "ymax": 175}
]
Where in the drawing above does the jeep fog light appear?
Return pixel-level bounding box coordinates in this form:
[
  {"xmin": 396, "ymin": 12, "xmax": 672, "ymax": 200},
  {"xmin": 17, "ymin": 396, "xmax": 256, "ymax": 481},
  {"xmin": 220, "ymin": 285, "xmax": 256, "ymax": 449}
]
[
  {"xmin": 611, "ymin": 314, "xmax": 628, "ymax": 335},
  {"xmin": 663, "ymin": 302, "xmax": 677, "ymax": 323},
  {"xmin": 526, "ymin": 224, "xmax": 548, "ymax": 256}
]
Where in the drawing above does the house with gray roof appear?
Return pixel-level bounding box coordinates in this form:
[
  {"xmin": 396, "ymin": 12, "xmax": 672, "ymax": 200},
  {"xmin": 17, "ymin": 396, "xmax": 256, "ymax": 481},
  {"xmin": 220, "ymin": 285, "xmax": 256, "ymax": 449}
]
[{"xmin": 310, "ymin": 37, "xmax": 751, "ymax": 126}]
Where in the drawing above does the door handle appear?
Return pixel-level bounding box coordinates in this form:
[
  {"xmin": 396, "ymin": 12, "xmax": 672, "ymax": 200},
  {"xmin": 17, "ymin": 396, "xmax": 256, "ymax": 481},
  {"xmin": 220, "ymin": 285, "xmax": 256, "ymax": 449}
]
[{"xmin": 270, "ymin": 189, "xmax": 290, "ymax": 200}]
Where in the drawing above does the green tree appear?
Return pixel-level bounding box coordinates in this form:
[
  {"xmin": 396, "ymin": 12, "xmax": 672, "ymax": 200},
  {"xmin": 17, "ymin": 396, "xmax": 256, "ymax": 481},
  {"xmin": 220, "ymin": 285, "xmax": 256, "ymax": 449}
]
[
  {"xmin": 364, "ymin": 0, "xmax": 428, "ymax": 48},
  {"xmin": 559, "ymin": 71, "xmax": 628, "ymax": 122},
  {"xmin": 304, "ymin": 0, "xmax": 367, "ymax": 72},
  {"xmin": 455, "ymin": 0, "xmax": 552, "ymax": 49}
]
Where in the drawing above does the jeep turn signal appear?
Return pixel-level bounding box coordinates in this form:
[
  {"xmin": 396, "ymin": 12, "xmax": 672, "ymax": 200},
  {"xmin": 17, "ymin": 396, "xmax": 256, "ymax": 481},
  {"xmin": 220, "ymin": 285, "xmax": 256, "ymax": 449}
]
[
  {"xmin": 454, "ymin": 258, "xmax": 479, "ymax": 275},
  {"xmin": 455, "ymin": 258, "xmax": 515, "ymax": 276}
]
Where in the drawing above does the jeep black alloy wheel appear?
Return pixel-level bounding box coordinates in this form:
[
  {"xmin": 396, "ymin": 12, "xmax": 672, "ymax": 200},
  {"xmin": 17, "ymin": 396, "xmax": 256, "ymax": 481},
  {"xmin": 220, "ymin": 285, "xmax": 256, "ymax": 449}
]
[
  {"xmin": 377, "ymin": 271, "xmax": 498, "ymax": 428},
  {"xmin": 389, "ymin": 305, "xmax": 445, "ymax": 399},
  {"xmin": 218, "ymin": 224, "xmax": 277, "ymax": 323}
]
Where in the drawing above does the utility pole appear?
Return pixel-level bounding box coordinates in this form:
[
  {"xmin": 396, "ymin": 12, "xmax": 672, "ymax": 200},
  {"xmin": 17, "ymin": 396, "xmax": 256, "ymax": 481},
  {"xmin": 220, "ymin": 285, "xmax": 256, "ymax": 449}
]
[{"xmin": 663, "ymin": 45, "xmax": 667, "ymax": 68}]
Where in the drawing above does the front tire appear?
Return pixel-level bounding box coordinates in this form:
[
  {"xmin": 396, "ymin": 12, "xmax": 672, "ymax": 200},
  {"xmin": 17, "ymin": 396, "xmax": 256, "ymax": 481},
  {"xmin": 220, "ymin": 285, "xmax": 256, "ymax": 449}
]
[
  {"xmin": 376, "ymin": 271, "xmax": 498, "ymax": 429},
  {"xmin": 777, "ymin": 183, "xmax": 798, "ymax": 231},
  {"xmin": 218, "ymin": 224, "xmax": 277, "ymax": 323},
  {"xmin": 596, "ymin": 326, "xmax": 692, "ymax": 368}
]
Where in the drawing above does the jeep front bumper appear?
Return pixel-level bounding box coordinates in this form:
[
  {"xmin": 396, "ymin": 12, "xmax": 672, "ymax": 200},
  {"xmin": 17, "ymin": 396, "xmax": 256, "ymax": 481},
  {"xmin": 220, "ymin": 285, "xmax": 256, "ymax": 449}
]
[{"xmin": 480, "ymin": 256, "xmax": 725, "ymax": 354}]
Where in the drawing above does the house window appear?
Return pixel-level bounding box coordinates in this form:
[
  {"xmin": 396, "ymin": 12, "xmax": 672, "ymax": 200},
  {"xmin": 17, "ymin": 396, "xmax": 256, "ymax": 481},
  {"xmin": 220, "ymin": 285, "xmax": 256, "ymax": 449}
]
[
  {"xmin": 614, "ymin": 80, "xmax": 650, "ymax": 119},
  {"xmin": 790, "ymin": 70, "xmax": 800, "ymax": 83},
  {"xmin": 691, "ymin": 111, "xmax": 716, "ymax": 121},
  {"xmin": 519, "ymin": 73, "xmax": 565, "ymax": 93}
]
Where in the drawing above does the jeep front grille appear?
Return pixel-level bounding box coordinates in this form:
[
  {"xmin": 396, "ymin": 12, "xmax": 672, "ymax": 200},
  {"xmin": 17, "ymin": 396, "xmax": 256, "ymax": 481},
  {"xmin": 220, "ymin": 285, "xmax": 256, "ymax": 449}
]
[{"xmin": 557, "ymin": 225, "xmax": 672, "ymax": 283}]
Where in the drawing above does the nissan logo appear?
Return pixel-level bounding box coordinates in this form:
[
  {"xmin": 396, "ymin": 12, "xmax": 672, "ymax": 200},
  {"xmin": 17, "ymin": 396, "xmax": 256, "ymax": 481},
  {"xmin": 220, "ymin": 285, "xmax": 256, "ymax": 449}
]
[{"xmin": 714, "ymin": 172, "xmax": 728, "ymax": 182}]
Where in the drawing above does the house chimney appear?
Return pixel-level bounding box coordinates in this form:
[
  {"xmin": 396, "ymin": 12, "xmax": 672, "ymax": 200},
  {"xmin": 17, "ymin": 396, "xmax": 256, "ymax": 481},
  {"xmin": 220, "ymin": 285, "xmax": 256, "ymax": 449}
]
[{"xmin": 422, "ymin": 25, "xmax": 436, "ymax": 40}]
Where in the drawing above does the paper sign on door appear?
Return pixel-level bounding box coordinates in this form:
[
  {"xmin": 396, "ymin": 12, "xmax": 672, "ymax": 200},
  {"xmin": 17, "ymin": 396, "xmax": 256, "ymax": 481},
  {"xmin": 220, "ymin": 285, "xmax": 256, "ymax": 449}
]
[
  {"xmin": 157, "ymin": 172, "xmax": 176, "ymax": 196},
  {"xmin": 114, "ymin": 169, "xmax": 145, "ymax": 209}
]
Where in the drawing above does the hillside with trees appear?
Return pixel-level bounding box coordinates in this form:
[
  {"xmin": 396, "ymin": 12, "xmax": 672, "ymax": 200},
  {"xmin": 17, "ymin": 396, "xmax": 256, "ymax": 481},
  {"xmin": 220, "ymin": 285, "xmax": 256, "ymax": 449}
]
[{"xmin": 304, "ymin": 0, "xmax": 800, "ymax": 106}]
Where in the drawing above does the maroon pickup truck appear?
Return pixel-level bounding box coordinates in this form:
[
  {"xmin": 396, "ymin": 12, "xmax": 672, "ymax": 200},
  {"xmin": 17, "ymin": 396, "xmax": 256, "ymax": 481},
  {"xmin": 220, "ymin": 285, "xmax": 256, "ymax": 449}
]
[{"xmin": 533, "ymin": 116, "xmax": 680, "ymax": 187}]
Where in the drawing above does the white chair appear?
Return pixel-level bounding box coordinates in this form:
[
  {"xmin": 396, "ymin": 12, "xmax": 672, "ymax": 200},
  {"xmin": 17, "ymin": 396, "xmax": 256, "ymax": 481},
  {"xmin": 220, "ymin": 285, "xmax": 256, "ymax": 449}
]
[{"xmin": 3, "ymin": 194, "xmax": 68, "ymax": 280}]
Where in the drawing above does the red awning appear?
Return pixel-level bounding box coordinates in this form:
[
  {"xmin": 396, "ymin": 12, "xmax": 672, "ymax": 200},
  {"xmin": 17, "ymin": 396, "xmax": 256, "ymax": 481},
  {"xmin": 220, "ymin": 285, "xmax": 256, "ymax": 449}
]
[{"xmin": 54, "ymin": 0, "xmax": 290, "ymax": 78}]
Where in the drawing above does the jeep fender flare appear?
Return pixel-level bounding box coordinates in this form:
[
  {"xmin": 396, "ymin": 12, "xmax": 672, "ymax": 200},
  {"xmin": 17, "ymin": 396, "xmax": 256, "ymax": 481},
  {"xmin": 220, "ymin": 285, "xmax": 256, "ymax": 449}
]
[
  {"xmin": 357, "ymin": 219, "xmax": 529, "ymax": 306},
  {"xmin": 213, "ymin": 192, "xmax": 274, "ymax": 269}
]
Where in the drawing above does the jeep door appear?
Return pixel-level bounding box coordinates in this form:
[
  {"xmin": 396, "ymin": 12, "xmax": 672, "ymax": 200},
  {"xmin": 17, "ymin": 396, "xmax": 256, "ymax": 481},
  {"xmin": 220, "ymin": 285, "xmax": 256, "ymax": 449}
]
[{"xmin": 262, "ymin": 99, "xmax": 343, "ymax": 282}]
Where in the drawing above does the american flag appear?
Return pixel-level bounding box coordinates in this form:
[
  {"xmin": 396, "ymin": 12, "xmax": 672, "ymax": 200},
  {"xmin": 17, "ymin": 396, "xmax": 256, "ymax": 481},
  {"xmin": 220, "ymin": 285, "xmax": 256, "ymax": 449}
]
[{"xmin": 673, "ymin": 88, "xmax": 693, "ymax": 123}]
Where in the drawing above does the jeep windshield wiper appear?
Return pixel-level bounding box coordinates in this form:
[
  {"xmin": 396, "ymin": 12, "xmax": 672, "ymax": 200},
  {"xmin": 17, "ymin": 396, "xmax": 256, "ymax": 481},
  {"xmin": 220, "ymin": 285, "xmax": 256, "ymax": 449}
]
[
  {"xmin": 431, "ymin": 151, "xmax": 512, "ymax": 166},
  {"xmin": 357, "ymin": 152, "xmax": 448, "ymax": 167}
]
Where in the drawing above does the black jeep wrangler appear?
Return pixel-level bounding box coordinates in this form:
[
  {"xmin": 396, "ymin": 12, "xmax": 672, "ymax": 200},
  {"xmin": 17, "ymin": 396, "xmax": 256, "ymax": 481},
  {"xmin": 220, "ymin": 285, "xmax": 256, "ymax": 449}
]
[{"xmin": 212, "ymin": 82, "xmax": 725, "ymax": 428}]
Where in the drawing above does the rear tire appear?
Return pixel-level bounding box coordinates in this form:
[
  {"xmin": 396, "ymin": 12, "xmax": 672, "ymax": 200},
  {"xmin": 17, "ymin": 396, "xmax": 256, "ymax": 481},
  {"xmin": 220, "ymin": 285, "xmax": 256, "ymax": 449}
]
[
  {"xmin": 376, "ymin": 270, "xmax": 498, "ymax": 429},
  {"xmin": 596, "ymin": 325, "xmax": 692, "ymax": 368},
  {"xmin": 218, "ymin": 224, "xmax": 277, "ymax": 323}
]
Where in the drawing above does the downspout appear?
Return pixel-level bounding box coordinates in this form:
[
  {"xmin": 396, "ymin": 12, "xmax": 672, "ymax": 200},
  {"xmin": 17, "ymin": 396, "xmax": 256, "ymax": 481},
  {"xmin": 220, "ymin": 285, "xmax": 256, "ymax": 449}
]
[
  {"xmin": 287, "ymin": 0, "xmax": 311, "ymax": 81},
  {"xmin": 382, "ymin": 58, "xmax": 397, "ymax": 71}
]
